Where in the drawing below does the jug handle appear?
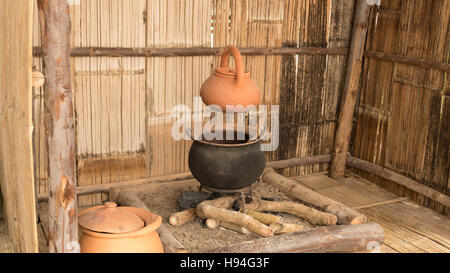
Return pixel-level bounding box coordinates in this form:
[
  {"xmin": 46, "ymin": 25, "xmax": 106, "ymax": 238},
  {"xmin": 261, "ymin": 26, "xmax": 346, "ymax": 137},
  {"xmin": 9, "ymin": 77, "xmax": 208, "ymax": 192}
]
[{"xmin": 219, "ymin": 45, "xmax": 245, "ymax": 86}]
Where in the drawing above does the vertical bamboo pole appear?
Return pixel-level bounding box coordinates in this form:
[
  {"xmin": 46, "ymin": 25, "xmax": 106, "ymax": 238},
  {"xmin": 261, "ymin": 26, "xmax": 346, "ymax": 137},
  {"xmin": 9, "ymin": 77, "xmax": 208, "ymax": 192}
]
[
  {"xmin": 37, "ymin": 0, "xmax": 79, "ymax": 253},
  {"xmin": 330, "ymin": 0, "xmax": 372, "ymax": 178}
]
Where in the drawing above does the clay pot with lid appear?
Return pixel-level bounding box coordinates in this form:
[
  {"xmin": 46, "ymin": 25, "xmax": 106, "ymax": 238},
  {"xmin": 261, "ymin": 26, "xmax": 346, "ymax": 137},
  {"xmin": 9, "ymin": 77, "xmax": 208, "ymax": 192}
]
[
  {"xmin": 78, "ymin": 202, "xmax": 164, "ymax": 253},
  {"xmin": 200, "ymin": 46, "xmax": 261, "ymax": 111}
]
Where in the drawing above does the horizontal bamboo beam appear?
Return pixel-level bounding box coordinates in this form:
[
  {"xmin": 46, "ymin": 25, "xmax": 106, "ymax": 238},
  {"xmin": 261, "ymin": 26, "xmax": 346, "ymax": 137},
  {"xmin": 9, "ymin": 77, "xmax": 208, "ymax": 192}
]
[
  {"xmin": 266, "ymin": 154, "xmax": 331, "ymax": 169},
  {"xmin": 33, "ymin": 46, "xmax": 349, "ymax": 57},
  {"xmin": 346, "ymin": 156, "xmax": 450, "ymax": 208},
  {"xmin": 33, "ymin": 47, "xmax": 449, "ymax": 72},
  {"xmin": 364, "ymin": 50, "xmax": 450, "ymax": 72},
  {"xmin": 36, "ymin": 155, "xmax": 332, "ymax": 202},
  {"xmin": 37, "ymin": 171, "xmax": 193, "ymax": 202}
]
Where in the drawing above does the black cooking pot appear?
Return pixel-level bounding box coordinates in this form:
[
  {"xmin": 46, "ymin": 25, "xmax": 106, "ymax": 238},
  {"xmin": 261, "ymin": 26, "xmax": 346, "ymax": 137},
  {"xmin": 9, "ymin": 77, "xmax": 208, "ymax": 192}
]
[{"xmin": 188, "ymin": 131, "xmax": 265, "ymax": 190}]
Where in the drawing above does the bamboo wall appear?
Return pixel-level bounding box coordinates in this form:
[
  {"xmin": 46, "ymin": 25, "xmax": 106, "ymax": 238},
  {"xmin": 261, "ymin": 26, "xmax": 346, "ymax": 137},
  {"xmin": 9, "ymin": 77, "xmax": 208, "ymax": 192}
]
[
  {"xmin": 32, "ymin": 0, "xmax": 355, "ymax": 206},
  {"xmin": 351, "ymin": 0, "xmax": 450, "ymax": 216}
]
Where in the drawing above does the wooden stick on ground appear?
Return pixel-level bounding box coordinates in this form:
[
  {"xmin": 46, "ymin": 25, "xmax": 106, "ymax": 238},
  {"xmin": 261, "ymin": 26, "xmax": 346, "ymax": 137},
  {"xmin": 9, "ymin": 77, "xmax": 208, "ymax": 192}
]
[
  {"xmin": 196, "ymin": 196, "xmax": 274, "ymax": 237},
  {"xmin": 244, "ymin": 210, "xmax": 283, "ymax": 225},
  {"xmin": 262, "ymin": 168, "xmax": 368, "ymax": 225},
  {"xmin": 205, "ymin": 218, "xmax": 220, "ymax": 229},
  {"xmin": 351, "ymin": 197, "xmax": 409, "ymax": 210},
  {"xmin": 109, "ymin": 189, "xmax": 188, "ymax": 253},
  {"xmin": 205, "ymin": 219, "xmax": 251, "ymax": 235},
  {"xmin": 246, "ymin": 199, "xmax": 337, "ymax": 226},
  {"xmin": 169, "ymin": 208, "xmax": 197, "ymax": 227},
  {"xmin": 269, "ymin": 223, "xmax": 308, "ymax": 235},
  {"xmin": 347, "ymin": 156, "xmax": 450, "ymax": 208},
  {"xmin": 204, "ymin": 223, "xmax": 384, "ymax": 253},
  {"xmin": 219, "ymin": 222, "xmax": 251, "ymax": 234}
]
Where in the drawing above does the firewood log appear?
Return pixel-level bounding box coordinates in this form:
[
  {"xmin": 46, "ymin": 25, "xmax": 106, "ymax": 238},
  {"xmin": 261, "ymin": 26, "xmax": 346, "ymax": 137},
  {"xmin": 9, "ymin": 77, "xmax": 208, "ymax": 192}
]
[
  {"xmin": 269, "ymin": 222, "xmax": 308, "ymax": 234},
  {"xmin": 219, "ymin": 222, "xmax": 251, "ymax": 234},
  {"xmin": 262, "ymin": 168, "xmax": 368, "ymax": 224},
  {"xmin": 204, "ymin": 223, "xmax": 385, "ymax": 253},
  {"xmin": 169, "ymin": 208, "xmax": 197, "ymax": 227},
  {"xmin": 196, "ymin": 196, "xmax": 274, "ymax": 237},
  {"xmin": 206, "ymin": 219, "xmax": 250, "ymax": 234},
  {"xmin": 244, "ymin": 209, "xmax": 283, "ymax": 225},
  {"xmin": 205, "ymin": 218, "xmax": 220, "ymax": 229},
  {"xmin": 246, "ymin": 199, "xmax": 337, "ymax": 225}
]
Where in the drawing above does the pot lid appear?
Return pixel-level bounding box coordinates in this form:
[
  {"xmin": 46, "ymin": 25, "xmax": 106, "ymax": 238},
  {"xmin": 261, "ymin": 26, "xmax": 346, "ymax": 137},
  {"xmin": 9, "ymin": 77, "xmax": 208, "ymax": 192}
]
[{"xmin": 78, "ymin": 202, "xmax": 145, "ymax": 234}]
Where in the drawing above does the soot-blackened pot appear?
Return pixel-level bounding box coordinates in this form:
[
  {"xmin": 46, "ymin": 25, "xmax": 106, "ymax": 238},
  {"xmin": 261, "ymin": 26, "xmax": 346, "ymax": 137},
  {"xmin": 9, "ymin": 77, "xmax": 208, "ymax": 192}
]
[{"xmin": 188, "ymin": 131, "xmax": 265, "ymax": 190}]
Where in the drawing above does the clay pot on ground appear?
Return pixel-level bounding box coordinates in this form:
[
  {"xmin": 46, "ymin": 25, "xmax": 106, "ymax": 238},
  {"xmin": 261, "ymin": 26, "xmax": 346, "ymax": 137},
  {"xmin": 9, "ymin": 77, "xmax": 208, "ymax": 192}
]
[
  {"xmin": 78, "ymin": 202, "xmax": 164, "ymax": 253},
  {"xmin": 200, "ymin": 45, "xmax": 261, "ymax": 111}
]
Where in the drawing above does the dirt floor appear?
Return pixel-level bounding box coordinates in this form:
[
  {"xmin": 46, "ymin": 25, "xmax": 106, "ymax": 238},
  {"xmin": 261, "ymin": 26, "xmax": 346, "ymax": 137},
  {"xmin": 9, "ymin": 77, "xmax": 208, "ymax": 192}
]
[
  {"xmin": 34, "ymin": 179, "xmax": 315, "ymax": 253},
  {"xmin": 139, "ymin": 179, "xmax": 315, "ymax": 252}
]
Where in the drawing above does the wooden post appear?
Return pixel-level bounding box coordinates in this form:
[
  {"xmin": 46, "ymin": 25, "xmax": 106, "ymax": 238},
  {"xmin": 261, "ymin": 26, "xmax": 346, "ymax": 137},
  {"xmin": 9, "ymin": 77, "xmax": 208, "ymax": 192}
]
[
  {"xmin": 38, "ymin": 0, "xmax": 78, "ymax": 253},
  {"xmin": 330, "ymin": 0, "xmax": 372, "ymax": 178},
  {"xmin": 0, "ymin": 0, "xmax": 38, "ymax": 252}
]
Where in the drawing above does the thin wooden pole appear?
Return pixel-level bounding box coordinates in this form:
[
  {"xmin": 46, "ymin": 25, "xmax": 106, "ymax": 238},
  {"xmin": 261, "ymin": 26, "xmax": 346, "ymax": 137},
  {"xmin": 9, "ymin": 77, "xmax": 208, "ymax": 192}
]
[
  {"xmin": 364, "ymin": 50, "xmax": 450, "ymax": 72},
  {"xmin": 330, "ymin": 0, "xmax": 372, "ymax": 178},
  {"xmin": 346, "ymin": 156, "xmax": 450, "ymax": 208},
  {"xmin": 38, "ymin": 0, "xmax": 78, "ymax": 253},
  {"xmin": 266, "ymin": 154, "xmax": 331, "ymax": 169},
  {"xmin": 33, "ymin": 46, "xmax": 349, "ymax": 57}
]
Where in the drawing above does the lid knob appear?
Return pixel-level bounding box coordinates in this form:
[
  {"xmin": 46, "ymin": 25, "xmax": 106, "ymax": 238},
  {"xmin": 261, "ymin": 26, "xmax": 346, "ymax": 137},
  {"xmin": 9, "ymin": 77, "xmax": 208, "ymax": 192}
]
[{"xmin": 104, "ymin": 202, "xmax": 118, "ymax": 208}]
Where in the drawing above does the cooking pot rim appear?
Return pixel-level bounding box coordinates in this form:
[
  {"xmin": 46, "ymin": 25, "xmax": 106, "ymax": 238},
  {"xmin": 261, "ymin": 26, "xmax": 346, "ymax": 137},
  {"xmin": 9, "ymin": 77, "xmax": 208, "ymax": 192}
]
[
  {"xmin": 193, "ymin": 137, "xmax": 261, "ymax": 147},
  {"xmin": 186, "ymin": 127, "xmax": 266, "ymax": 147}
]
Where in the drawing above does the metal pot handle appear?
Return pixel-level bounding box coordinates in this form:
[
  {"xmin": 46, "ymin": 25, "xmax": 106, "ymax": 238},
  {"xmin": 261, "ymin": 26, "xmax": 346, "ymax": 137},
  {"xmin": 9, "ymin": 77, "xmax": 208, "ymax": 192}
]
[{"xmin": 219, "ymin": 45, "xmax": 245, "ymax": 86}]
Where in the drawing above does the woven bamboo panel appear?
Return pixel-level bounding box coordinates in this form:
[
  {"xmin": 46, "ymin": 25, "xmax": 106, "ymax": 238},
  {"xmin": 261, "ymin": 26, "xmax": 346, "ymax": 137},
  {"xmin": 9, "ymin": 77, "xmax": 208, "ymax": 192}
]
[
  {"xmin": 277, "ymin": 0, "xmax": 354, "ymax": 177},
  {"xmin": 146, "ymin": 0, "xmax": 212, "ymax": 177},
  {"xmin": 352, "ymin": 0, "xmax": 450, "ymax": 216}
]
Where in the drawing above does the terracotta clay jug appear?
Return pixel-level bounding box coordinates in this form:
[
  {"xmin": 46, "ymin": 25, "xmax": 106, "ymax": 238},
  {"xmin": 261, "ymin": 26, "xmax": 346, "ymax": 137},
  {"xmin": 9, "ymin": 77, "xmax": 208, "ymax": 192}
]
[
  {"xmin": 78, "ymin": 202, "xmax": 164, "ymax": 253},
  {"xmin": 200, "ymin": 45, "xmax": 261, "ymax": 111}
]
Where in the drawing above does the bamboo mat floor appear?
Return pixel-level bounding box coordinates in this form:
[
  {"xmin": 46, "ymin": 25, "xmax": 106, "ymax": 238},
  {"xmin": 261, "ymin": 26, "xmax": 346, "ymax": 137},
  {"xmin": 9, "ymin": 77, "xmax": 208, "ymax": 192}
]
[{"xmin": 293, "ymin": 173, "xmax": 450, "ymax": 253}]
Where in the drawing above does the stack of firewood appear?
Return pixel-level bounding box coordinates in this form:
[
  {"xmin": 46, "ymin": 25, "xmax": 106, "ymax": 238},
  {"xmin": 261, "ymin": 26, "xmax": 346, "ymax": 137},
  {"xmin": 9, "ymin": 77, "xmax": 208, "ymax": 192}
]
[
  {"xmin": 168, "ymin": 168, "xmax": 368, "ymax": 237},
  {"xmin": 110, "ymin": 168, "xmax": 383, "ymax": 253}
]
